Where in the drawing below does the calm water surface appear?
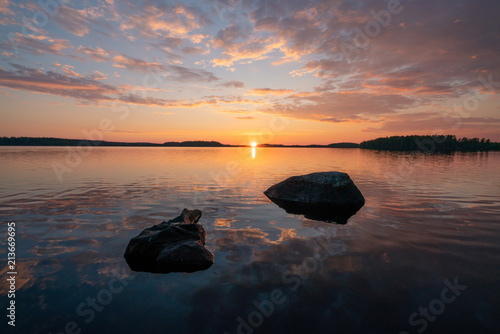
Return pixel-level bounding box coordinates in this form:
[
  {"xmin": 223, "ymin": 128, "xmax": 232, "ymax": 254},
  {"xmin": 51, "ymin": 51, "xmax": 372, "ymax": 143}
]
[{"xmin": 0, "ymin": 147, "xmax": 499, "ymax": 334}]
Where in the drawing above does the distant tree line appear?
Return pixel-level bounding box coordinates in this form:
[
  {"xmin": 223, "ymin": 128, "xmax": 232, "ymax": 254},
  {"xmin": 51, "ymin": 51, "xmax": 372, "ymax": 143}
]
[
  {"xmin": 327, "ymin": 142, "xmax": 360, "ymax": 148},
  {"xmin": 0, "ymin": 137, "xmax": 164, "ymax": 146},
  {"xmin": 0, "ymin": 137, "xmax": 361, "ymax": 148},
  {"xmin": 258, "ymin": 142, "xmax": 360, "ymax": 148},
  {"xmin": 163, "ymin": 141, "xmax": 227, "ymax": 147},
  {"xmin": 0, "ymin": 137, "xmax": 91, "ymax": 146},
  {"xmin": 0, "ymin": 137, "xmax": 229, "ymax": 147},
  {"xmin": 360, "ymin": 135, "xmax": 500, "ymax": 152}
]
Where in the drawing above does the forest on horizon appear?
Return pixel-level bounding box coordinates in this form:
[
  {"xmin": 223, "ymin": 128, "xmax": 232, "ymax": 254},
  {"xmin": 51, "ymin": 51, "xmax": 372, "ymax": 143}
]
[{"xmin": 360, "ymin": 135, "xmax": 500, "ymax": 152}]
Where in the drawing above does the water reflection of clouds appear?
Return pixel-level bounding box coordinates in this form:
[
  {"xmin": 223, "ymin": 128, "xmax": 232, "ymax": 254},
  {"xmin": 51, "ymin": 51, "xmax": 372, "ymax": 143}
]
[
  {"xmin": 210, "ymin": 225, "xmax": 350, "ymax": 282},
  {"xmin": 178, "ymin": 237, "xmax": 366, "ymax": 334},
  {"xmin": 1, "ymin": 175, "xmax": 355, "ymax": 301},
  {"xmin": 213, "ymin": 228, "xmax": 270, "ymax": 262},
  {"xmin": 214, "ymin": 218, "xmax": 237, "ymax": 227},
  {"xmin": 1, "ymin": 148, "xmax": 499, "ymax": 333},
  {"xmin": 0, "ymin": 261, "xmax": 38, "ymax": 294},
  {"xmin": 4, "ymin": 159, "xmax": 497, "ymax": 269}
]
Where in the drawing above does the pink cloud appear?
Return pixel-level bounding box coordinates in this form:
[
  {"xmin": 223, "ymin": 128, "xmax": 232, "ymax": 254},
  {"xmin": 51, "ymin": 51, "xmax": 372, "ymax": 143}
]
[
  {"xmin": 0, "ymin": 0, "xmax": 14, "ymax": 16},
  {"xmin": 3, "ymin": 33, "xmax": 72, "ymax": 56}
]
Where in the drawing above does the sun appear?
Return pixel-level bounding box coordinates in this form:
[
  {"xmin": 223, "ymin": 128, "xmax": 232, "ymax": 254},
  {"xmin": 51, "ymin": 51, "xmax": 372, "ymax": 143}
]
[{"xmin": 250, "ymin": 142, "xmax": 257, "ymax": 148}]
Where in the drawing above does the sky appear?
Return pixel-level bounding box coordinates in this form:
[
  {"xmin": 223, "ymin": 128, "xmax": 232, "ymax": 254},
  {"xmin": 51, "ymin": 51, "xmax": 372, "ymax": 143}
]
[{"xmin": 0, "ymin": 0, "xmax": 499, "ymax": 145}]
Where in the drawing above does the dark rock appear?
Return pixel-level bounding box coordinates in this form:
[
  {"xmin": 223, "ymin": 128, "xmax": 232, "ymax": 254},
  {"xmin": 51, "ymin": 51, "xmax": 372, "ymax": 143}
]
[
  {"xmin": 264, "ymin": 172, "xmax": 365, "ymax": 224},
  {"xmin": 124, "ymin": 209, "xmax": 213, "ymax": 273}
]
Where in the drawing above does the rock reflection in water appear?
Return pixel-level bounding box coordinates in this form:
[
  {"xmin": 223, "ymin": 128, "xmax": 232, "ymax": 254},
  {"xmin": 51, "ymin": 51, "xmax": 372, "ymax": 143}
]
[{"xmin": 266, "ymin": 196, "xmax": 364, "ymax": 224}]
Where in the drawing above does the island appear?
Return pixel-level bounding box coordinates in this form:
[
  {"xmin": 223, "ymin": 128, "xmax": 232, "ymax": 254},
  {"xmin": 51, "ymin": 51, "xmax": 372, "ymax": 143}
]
[
  {"xmin": 0, "ymin": 137, "xmax": 234, "ymax": 147},
  {"xmin": 2, "ymin": 135, "xmax": 498, "ymax": 151},
  {"xmin": 0, "ymin": 137, "xmax": 359, "ymax": 148},
  {"xmin": 360, "ymin": 135, "xmax": 500, "ymax": 152}
]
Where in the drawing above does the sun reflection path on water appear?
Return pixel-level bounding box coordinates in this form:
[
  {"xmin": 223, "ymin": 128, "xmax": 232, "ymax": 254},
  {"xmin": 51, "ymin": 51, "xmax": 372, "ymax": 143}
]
[{"xmin": 250, "ymin": 142, "xmax": 257, "ymax": 159}]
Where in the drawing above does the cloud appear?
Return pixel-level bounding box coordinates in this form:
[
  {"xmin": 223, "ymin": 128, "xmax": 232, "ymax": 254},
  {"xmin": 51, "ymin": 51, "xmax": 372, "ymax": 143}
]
[
  {"xmin": 0, "ymin": 64, "xmax": 242, "ymax": 109},
  {"xmin": 74, "ymin": 46, "xmax": 167, "ymax": 73},
  {"xmin": 53, "ymin": 6, "xmax": 92, "ymax": 37},
  {"xmin": 1, "ymin": 0, "xmax": 499, "ymax": 140},
  {"xmin": 212, "ymin": 58, "xmax": 235, "ymax": 68},
  {"xmin": 0, "ymin": 64, "xmax": 118, "ymax": 102},
  {"xmin": 91, "ymin": 71, "xmax": 107, "ymax": 80},
  {"xmin": 257, "ymin": 90, "xmax": 415, "ymax": 123},
  {"xmin": 219, "ymin": 80, "xmax": 245, "ymax": 88},
  {"xmin": 167, "ymin": 65, "xmax": 219, "ymax": 83},
  {"xmin": 252, "ymin": 3, "xmax": 327, "ymax": 60},
  {"xmin": 0, "ymin": 0, "xmax": 14, "ymax": 16},
  {"xmin": 3, "ymin": 33, "xmax": 72, "ymax": 56},
  {"xmin": 272, "ymin": 57, "xmax": 294, "ymax": 66},
  {"xmin": 47, "ymin": 4, "xmax": 116, "ymax": 37},
  {"xmin": 155, "ymin": 37, "xmax": 185, "ymax": 49},
  {"xmin": 215, "ymin": 0, "xmax": 500, "ymax": 135},
  {"xmin": 118, "ymin": 94, "xmax": 171, "ymax": 106},
  {"xmin": 247, "ymin": 0, "xmax": 500, "ymax": 100},
  {"xmin": 212, "ymin": 35, "xmax": 284, "ymax": 67},
  {"xmin": 73, "ymin": 45, "xmax": 219, "ymax": 80},
  {"xmin": 0, "ymin": 64, "xmax": 164, "ymax": 106},
  {"xmin": 246, "ymin": 88, "xmax": 295, "ymax": 96},
  {"xmin": 76, "ymin": 46, "xmax": 111, "ymax": 62},
  {"xmin": 118, "ymin": 1, "xmax": 212, "ymax": 41},
  {"xmin": 213, "ymin": 23, "xmax": 253, "ymax": 49},
  {"xmin": 235, "ymin": 116, "xmax": 256, "ymax": 120},
  {"xmin": 112, "ymin": 54, "xmax": 167, "ymax": 73},
  {"xmin": 161, "ymin": 95, "xmax": 259, "ymax": 108},
  {"xmin": 0, "ymin": 16, "xmax": 17, "ymax": 26},
  {"xmin": 181, "ymin": 46, "xmax": 206, "ymax": 55},
  {"xmin": 210, "ymin": 20, "xmax": 288, "ymax": 67},
  {"xmin": 361, "ymin": 112, "xmax": 500, "ymax": 134}
]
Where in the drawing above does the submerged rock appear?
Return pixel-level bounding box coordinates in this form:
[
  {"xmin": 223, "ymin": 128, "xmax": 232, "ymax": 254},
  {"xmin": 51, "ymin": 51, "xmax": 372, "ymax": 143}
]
[
  {"xmin": 264, "ymin": 172, "xmax": 365, "ymax": 224},
  {"xmin": 124, "ymin": 209, "xmax": 213, "ymax": 273}
]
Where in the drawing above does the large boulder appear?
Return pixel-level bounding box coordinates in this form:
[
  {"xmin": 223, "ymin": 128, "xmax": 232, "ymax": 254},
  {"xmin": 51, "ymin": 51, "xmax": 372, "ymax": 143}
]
[
  {"xmin": 264, "ymin": 172, "xmax": 365, "ymax": 224},
  {"xmin": 124, "ymin": 209, "xmax": 214, "ymax": 273}
]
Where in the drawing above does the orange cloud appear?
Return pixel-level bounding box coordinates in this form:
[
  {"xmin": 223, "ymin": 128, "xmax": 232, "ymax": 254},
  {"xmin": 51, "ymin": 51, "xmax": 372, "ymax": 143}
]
[
  {"xmin": 235, "ymin": 116, "xmax": 256, "ymax": 120},
  {"xmin": 0, "ymin": 64, "xmax": 246, "ymax": 110},
  {"xmin": 246, "ymin": 88, "xmax": 295, "ymax": 96},
  {"xmin": 76, "ymin": 46, "xmax": 110, "ymax": 62},
  {"xmin": 212, "ymin": 58, "xmax": 234, "ymax": 68},
  {"xmin": 212, "ymin": 31, "xmax": 285, "ymax": 67},
  {"xmin": 120, "ymin": 2, "xmax": 210, "ymax": 44},
  {"xmin": 0, "ymin": 64, "xmax": 116, "ymax": 94}
]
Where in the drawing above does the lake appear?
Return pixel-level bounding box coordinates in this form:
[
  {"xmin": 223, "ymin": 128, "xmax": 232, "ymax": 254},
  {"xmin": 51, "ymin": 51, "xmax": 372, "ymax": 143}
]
[{"xmin": 0, "ymin": 147, "xmax": 499, "ymax": 334}]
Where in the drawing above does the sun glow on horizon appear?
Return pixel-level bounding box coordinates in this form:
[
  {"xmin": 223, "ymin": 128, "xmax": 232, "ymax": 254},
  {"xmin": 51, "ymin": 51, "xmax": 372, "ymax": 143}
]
[
  {"xmin": 0, "ymin": 0, "xmax": 499, "ymax": 143},
  {"xmin": 251, "ymin": 142, "xmax": 257, "ymax": 159}
]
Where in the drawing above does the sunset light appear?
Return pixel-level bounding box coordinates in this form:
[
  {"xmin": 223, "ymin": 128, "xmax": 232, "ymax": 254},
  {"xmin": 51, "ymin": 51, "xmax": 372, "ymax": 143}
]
[
  {"xmin": 1, "ymin": 1, "xmax": 499, "ymax": 333},
  {"xmin": 0, "ymin": 0, "xmax": 499, "ymax": 144}
]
